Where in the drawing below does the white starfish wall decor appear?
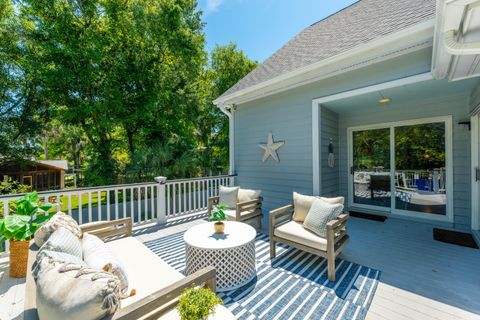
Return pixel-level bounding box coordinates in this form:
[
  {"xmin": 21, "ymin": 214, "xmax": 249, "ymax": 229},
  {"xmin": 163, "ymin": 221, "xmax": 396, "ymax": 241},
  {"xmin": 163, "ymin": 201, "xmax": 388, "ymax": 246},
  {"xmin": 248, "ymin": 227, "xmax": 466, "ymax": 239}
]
[{"xmin": 258, "ymin": 132, "xmax": 285, "ymax": 162}]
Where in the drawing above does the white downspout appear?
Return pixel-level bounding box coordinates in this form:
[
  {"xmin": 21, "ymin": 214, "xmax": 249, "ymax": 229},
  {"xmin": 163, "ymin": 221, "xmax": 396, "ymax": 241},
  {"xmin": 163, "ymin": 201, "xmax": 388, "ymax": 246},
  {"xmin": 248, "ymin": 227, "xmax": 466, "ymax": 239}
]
[
  {"xmin": 219, "ymin": 103, "xmax": 235, "ymax": 175},
  {"xmin": 444, "ymin": 29, "xmax": 480, "ymax": 55},
  {"xmin": 443, "ymin": 0, "xmax": 480, "ymax": 55}
]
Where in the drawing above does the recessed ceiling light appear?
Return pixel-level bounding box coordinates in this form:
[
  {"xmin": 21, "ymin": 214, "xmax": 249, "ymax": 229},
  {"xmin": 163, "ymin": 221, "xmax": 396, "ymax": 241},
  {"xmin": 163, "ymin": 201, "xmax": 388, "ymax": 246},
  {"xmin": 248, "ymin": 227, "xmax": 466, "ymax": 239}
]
[
  {"xmin": 377, "ymin": 91, "xmax": 391, "ymax": 104},
  {"xmin": 378, "ymin": 98, "xmax": 391, "ymax": 104}
]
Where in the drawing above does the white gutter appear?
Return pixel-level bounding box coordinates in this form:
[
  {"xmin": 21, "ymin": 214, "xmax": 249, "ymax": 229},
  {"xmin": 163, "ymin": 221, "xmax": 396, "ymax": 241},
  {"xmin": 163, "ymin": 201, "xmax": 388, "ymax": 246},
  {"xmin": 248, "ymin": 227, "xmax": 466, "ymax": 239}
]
[{"xmin": 218, "ymin": 103, "xmax": 235, "ymax": 175}]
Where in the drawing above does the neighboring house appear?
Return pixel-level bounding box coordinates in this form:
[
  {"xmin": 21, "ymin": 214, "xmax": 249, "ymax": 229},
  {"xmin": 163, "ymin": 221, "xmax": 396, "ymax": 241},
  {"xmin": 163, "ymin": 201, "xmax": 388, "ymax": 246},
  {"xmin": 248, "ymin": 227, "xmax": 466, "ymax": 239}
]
[
  {"xmin": 0, "ymin": 160, "xmax": 69, "ymax": 191},
  {"xmin": 214, "ymin": 0, "xmax": 480, "ymax": 243}
]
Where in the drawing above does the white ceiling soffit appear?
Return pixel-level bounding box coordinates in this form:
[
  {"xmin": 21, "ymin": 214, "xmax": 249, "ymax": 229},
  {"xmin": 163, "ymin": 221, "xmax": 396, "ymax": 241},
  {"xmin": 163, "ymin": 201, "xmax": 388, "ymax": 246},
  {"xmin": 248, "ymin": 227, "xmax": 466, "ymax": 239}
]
[
  {"xmin": 214, "ymin": 20, "xmax": 434, "ymax": 106},
  {"xmin": 433, "ymin": 0, "xmax": 480, "ymax": 81}
]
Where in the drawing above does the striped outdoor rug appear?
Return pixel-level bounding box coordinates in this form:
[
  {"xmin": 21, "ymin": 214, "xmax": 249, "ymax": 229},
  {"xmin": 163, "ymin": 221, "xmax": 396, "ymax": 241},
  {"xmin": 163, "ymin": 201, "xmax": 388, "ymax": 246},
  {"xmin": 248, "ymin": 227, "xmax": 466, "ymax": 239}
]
[{"xmin": 144, "ymin": 232, "xmax": 380, "ymax": 320}]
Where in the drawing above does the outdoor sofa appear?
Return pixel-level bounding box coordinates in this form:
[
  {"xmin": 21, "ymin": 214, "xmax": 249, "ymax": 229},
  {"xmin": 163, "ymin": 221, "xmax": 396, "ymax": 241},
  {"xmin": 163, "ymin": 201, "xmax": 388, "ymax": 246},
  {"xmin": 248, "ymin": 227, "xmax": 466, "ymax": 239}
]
[{"xmin": 24, "ymin": 218, "xmax": 217, "ymax": 320}]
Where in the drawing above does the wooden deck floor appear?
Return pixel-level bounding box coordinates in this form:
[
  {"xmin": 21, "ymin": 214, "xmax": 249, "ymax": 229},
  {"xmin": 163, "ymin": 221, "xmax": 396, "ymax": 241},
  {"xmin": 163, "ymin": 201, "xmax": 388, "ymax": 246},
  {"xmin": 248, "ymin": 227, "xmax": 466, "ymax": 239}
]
[{"xmin": 1, "ymin": 215, "xmax": 479, "ymax": 320}]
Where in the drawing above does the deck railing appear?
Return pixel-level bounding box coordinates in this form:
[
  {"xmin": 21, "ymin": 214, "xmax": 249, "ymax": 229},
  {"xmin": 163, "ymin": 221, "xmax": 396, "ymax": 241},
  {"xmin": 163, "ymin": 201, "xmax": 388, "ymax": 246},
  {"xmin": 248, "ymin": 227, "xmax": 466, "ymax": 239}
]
[{"xmin": 0, "ymin": 175, "xmax": 235, "ymax": 227}]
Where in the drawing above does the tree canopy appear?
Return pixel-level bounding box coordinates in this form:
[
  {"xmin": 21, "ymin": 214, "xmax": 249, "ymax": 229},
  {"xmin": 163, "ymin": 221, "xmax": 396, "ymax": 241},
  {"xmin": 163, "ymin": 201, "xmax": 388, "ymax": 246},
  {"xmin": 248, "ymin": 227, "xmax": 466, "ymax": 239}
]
[{"xmin": 0, "ymin": 0, "xmax": 257, "ymax": 187}]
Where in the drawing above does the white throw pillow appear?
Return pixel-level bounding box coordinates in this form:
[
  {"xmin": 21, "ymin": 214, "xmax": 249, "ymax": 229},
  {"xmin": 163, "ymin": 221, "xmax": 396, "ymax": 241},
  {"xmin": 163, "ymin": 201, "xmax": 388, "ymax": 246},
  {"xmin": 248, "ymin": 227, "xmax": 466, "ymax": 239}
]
[
  {"xmin": 303, "ymin": 198, "xmax": 344, "ymax": 238},
  {"xmin": 218, "ymin": 186, "xmax": 240, "ymax": 209},
  {"xmin": 34, "ymin": 211, "xmax": 82, "ymax": 247},
  {"xmin": 238, "ymin": 188, "xmax": 262, "ymax": 203},
  {"xmin": 82, "ymin": 233, "xmax": 129, "ymax": 293},
  {"xmin": 37, "ymin": 227, "xmax": 83, "ymax": 262},
  {"xmin": 292, "ymin": 192, "xmax": 319, "ymax": 222},
  {"xmin": 320, "ymin": 196, "xmax": 344, "ymax": 205},
  {"xmin": 36, "ymin": 259, "xmax": 121, "ymax": 320}
]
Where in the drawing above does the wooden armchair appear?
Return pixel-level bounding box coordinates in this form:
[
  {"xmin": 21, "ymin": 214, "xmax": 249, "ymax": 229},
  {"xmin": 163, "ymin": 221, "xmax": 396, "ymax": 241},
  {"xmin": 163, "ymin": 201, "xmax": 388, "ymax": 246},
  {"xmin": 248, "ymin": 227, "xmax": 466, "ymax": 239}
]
[
  {"xmin": 208, "ymin": 196, "xmax": 263, "ymax": 229},
  {"xmin": 269, "ymin": 205, "xmax": 349, "ymax": 281}
]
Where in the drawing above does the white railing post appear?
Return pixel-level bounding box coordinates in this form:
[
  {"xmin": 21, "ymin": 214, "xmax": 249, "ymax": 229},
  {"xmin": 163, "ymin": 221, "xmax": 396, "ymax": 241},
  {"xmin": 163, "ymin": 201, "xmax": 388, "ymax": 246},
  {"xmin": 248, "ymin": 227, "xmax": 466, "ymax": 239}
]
[{"xmin": 155, "ymin": 176, "xmax": 167, "ymax": 224}]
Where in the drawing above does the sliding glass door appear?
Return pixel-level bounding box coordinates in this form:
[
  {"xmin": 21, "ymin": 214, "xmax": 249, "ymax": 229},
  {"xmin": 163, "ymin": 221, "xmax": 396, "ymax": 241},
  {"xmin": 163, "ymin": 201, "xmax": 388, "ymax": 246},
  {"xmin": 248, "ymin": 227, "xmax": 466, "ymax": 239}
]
[
  {"xmin": 394, "ymin": 122, "xmax": 447, "ymax": 215},
  {"xmin": 349, "ymin": 117, "xmax": 452, "ymax": 220},
  {"xmin": 352, "ymin": 128, "xmax": 391, "ymax": 209}
]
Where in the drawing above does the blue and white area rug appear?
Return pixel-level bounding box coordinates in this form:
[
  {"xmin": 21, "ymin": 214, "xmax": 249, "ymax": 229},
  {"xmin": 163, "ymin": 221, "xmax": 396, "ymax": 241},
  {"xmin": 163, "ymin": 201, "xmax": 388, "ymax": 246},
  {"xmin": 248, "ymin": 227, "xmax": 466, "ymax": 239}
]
[{"xmin": 144, "ymin": 232, "xmax": 380, "ymax": 320}]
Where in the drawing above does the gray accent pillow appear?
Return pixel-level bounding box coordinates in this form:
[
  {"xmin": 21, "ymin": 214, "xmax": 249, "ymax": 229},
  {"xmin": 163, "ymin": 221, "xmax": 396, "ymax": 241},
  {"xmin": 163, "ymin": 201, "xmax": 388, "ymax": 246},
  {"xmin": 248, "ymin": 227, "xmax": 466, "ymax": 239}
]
[
  {"xmin": 82, "ymin": 233, "xmax": 129, "ymax": 293},
  {"xmin": 218, "ymin": 186, "xmax": 240, "ymax": 209},
  {"xmin": 238, "ymin": 189, "xmax": 262, "ymax": 203},
  {"xmin": 37, "ymin": 227, "xmax": 83, "ymax": 262},
  {"xmin": 36, "ymin": 259, "xmax": 121, "ymax": 320},
  {"xmin": 34, "ymin": 211, "xmax": 82, "ymax": 247},
  {"xmin": 303, "ymin": 198, "xmax": 344, "ymax": 238}
]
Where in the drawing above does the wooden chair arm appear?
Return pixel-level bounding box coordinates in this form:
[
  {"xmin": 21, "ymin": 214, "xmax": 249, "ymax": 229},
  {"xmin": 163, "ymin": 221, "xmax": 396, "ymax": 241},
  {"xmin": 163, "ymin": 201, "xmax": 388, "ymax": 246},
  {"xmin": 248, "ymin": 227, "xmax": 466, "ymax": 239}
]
[
  {"xmin": 207, "ymin": 196, "xmax": 220, "ymax": 215},
  {"xmin": 80, "ymin": 218, "xmax": 132, "ymax": 241},
  {"xmin": 269, "ymin": 204, "xmax": 294, "ymax": 237},
  {"xmin": 270, "ymin": 204, "xmax": 294, "ymax": 218},
  {"xmin": 327, "ymin": 213, "xmax": 349, "ymax": 253},
  {"xmin": 113, "ymin": 266, "xmax": 216, "ymax": 320},
  {"xmin": 237, "ymin": 197, "xmax": 262, "ymax": 208},
  {"xmin": 326, "ymin": 213, "xmax": 349, "ymax": 231},
  {"xmin": 236, "ymin": 197, "xmax": 263, "ymax": 220}
]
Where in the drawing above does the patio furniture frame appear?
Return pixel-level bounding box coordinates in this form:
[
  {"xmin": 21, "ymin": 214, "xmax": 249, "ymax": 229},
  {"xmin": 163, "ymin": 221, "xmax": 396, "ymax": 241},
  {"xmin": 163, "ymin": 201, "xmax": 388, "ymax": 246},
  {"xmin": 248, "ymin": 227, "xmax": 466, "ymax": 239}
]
[
  {"xmin": 208, "ymin": 196, "xmax": 263, "ymax": 229},
  {"xmin": 269, "ymin": 205, "xmax": 349, "ymax": 281},
  {"xmin": 24, "ymin": 218, "xmax": 216, "ymax": 320}
]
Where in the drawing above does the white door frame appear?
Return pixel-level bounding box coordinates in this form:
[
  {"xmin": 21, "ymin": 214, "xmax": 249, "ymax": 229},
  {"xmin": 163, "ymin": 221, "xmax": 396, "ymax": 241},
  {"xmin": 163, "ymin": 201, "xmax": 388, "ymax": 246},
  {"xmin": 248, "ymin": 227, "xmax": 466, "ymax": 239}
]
[
  {"xmin": 347, "ymin": 116, "xmax": 454, "ymax": 223},
  {"xmin": 312, "ymin": 72, "xmax": 433, "ymax": 195},
  {"xmin": 471, "ymin": 114, "xmax": 480, "ymax": 231}
]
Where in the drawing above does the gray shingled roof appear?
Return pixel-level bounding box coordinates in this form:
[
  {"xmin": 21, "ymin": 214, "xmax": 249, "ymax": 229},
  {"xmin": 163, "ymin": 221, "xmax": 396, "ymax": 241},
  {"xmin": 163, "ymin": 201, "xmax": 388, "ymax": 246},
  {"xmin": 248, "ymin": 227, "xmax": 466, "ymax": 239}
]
[{"xmin": 218, "ymin": 0, "xmax": 436, "ymax": 100}]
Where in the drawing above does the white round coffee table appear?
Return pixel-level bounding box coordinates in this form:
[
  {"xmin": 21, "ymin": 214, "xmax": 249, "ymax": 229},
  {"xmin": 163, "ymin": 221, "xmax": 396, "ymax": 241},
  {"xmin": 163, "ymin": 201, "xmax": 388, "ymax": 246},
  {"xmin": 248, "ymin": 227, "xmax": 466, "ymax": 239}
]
[{"xmin": 184, "ymin": 221, "xmax": 256, "ymax": 292}]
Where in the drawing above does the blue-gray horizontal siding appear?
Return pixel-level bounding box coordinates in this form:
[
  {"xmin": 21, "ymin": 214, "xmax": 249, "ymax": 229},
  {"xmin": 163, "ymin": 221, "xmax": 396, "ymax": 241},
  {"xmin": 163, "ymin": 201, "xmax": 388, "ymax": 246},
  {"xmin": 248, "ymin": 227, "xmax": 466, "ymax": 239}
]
[
  {"xmin": 234, "ymin": 48, "xmax": 433, "ymax": 231},
  {"xmin": 470, "ymin": 81, "xmax": 480, "ymax": 114},
  {"xmin": 337, "ymin": 93, "xmax": 472, "ymax": 231},
  {"xmin": 321, "ymin": 106, "xmax": 340, "ymax": 197}
]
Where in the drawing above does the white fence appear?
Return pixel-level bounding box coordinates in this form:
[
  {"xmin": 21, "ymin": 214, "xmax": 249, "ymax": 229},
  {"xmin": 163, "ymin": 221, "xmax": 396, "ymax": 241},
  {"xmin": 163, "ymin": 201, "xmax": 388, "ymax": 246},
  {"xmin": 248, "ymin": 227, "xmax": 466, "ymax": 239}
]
[{"xmin": 0, "ymin": 175, "xmax": 235, "ymax": 227}]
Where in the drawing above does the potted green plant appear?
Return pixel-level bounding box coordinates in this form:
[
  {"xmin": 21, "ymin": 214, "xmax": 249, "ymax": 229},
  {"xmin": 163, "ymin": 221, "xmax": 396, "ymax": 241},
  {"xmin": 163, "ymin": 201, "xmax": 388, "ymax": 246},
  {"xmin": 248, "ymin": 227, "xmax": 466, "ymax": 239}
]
[
  {"xmin": 177, "ymin": 287, "xmax": 222, "ymax": 320},
  {"xmin": 209, "ymin": 205, "xmax": 226, "ymax": 233},
  {"xmin": 0, "ymin": 192, "xmax": 54, "ymax": 277}
]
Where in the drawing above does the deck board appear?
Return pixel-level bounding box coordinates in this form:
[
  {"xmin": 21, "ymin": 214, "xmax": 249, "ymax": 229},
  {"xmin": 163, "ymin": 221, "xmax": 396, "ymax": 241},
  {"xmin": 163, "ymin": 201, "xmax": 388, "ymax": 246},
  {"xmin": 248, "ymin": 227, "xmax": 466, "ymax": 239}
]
[{"xmin": 1, "ymin": 216, "xmax": 479, "ymax": 320}]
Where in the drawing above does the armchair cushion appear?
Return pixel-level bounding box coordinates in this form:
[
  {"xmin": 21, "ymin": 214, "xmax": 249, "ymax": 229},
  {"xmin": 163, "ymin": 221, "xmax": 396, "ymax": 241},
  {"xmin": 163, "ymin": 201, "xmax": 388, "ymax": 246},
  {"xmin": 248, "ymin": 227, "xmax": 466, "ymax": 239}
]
[
  {"xmin": 274, "ymin": 221, "xmax": 328, "ymax": 251},
  {"xmin": 303, "ymin": 198, "xmax": 344, "ymax": 238},
  {"xmin": 238, "ymin": 189, "xmax": 262, "ymax": 203},
  {"xmin": 320, "ymin": 196, "xmax": 344, "ymax": 205},
  {"xmin": 218, "ymin": 186, "xmax": 240, "ymax": 209},
  {"xmin": 292, "ymin": 192, "xmax": 318, "ymax": 222}
]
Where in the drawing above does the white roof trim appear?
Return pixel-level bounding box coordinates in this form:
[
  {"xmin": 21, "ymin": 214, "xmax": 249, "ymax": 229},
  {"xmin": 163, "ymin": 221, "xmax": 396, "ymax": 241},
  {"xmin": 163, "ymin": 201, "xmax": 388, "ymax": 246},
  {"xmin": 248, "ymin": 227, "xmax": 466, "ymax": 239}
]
[
  {"xmin": 312, "ymin": 72, "xmax": 433, "ymax": 105},
  {"xmin": 214, "ymin": 19, "xmax": 435, "ymax": 106}
]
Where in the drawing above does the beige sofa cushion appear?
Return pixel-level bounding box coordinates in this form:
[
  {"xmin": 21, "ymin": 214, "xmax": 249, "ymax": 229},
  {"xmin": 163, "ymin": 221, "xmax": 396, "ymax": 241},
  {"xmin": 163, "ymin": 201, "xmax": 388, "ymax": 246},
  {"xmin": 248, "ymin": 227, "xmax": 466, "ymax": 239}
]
[
  {"xmin": 106, "ymin": 237, "xmax": 184, "ymax": 307},
  {"xmin": 237, "ymin": 189, "xmax": 261, "ymax": 203},
  {"xmin": 274, "ymin": 221, "xmax": 328, "ymax": 251},
  {"xmin": 292, "ymin": 192, "xmax": 318, "ymax": 222},
  {"xmin": 218, "ymin": 186, "xmax": 240, "ymax": 209}
]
